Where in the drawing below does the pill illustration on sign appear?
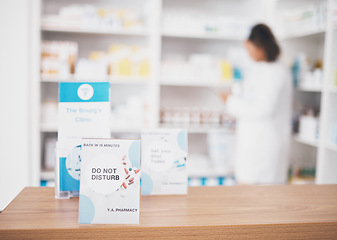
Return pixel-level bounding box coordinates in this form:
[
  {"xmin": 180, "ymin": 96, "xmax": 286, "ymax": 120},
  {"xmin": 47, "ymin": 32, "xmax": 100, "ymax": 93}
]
[{"xmin": 118, "ymin": 154, "xmax": 140, "ymax": 196}]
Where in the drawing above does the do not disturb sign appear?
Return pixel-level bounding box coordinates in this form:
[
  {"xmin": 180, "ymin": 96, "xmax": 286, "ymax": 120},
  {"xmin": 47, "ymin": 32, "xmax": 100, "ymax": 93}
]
[{"xmin": 79, "ymin": 139, "xmax": 141, "ymax": 224}]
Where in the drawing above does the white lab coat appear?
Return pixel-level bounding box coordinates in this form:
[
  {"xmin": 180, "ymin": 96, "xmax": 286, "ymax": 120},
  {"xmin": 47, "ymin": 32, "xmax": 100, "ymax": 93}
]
[{"xmin": 227, "ymin": 61, "xmax": 292, "ymax": 184}]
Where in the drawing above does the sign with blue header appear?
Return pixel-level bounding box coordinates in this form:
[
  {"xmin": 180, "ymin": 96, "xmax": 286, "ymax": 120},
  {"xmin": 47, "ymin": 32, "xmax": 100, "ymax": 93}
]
[
  {"xmin": 56, "ymin": 82, "xmax": 111, "ymax": 199},
  {"xmin": 58, "ymin": 82, "xmax": 110, "ymax": 141},
  {"xmin": 59, "ymin": 82, "xmax": 110, "ymax": 103}
]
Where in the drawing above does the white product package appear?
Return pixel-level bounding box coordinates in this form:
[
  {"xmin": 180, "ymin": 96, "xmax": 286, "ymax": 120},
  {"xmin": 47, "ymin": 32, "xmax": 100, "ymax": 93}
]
[{"xmin": 141, "ymin": 129, "xmax": 188, "ymax": 195}]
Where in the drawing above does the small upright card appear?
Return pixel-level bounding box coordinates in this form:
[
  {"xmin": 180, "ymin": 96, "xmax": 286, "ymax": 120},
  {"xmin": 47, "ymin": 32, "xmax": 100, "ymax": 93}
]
[
  {"xmin": 79, "ymin": 139, "xmax": 141, "ymax": 224},
  {"xmin": 141, "ymin": 129, "xmax": 188, "ymax": 195}
]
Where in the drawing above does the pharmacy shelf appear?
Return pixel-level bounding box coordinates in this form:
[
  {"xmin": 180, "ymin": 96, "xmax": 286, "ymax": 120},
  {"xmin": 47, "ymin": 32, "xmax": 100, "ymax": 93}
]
[
  {"xmin": 160, "ymin": 124, "xmax": 234, "ymax": 134},
  {"xmin": 162, "ymin": 31, "xmax": 244, "ymax": 41},
  {"xmin": 281, "ymin": 28, "xmax": 326, "ymax": 40},
  {"xmin": 41, "ymin": 124, "xmax": 235, "ymax": 134},
  {"xmin": 296, "ymin": 85, "xmax": 322, "ymax": 92},
  {"xmin": 188, "ymin": 169, "xmax": 232, "ymax": 178},
  {"xmin": 41, "ymin": 75, "xmax": 150, "ymax": 85},
  {"xmin": 110, "ymin": 127, "xmax": 141, "ymax": 134},
  {"xmin": 188, "ymin": 127, "xmax": 234, "ymax": 134},
  {"xmin": 325, "ymin": 142, "xmax": 337, "ymax": 152},
  {"xmin": 329, "ymin": 86, "xmax": 337, "ymax": 93},
  {"xmin": 294, "ymin": 135, "xmax": 319, "ymax": 148},
  {"xmin": 161, "ymin": 81, "xmax": 232, "ymax": 88},
  {"xmin": 40, "ymin": 124, "xmax": 142, "ymax": 134},
  {"xmin": 31, "ymin": 0, "xmax": 261, "ymax": 191},
  {"xmin": 40, "ymin": 170, "xmax": 55, "ymax": 181},
  {"xmin": 289, "ymin": 176, "xmax": 316, "ymax": 185},
  {"xmin": 41, "ymin": 123, "xmax": 58, "ymax": 133},
  {"xmin": 41, "ymin": 26, "xmax": 149, "ymax": 36},
  {"xmin": 315, "ymin": 0, "xmax": 337, "ymax": 184}
]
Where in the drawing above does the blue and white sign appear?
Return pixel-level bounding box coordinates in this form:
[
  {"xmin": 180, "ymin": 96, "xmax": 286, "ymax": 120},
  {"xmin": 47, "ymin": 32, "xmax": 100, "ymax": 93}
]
[
  {"xmin": 58, "ymin": 82, "xmax": 110, "ymax": 141},
  {"xmin": 56, "ymin": 82, "xmax": 111, "ymax": 199}
]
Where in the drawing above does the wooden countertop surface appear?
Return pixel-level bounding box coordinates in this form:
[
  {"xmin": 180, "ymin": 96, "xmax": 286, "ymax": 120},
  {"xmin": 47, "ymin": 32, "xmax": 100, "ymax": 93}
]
[{"xmin": 0, "ymin": 185, "xmax": 337, "ymax": 239}]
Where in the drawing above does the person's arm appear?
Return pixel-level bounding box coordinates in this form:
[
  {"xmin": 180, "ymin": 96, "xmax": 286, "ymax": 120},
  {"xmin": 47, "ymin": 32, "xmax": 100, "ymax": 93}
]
[{"xmin": 227, "ymin": 72, "xmax": 282, "ymax": 120}]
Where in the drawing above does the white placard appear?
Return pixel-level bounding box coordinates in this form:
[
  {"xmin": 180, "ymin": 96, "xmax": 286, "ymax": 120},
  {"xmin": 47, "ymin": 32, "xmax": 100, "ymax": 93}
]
[
  {"xmin": 141, "ymin": 129, "xmax": 188, "ymax": 195},
  {"xmin": 79, "ymin": 138, "xmax": 141, "ymax": 224}
]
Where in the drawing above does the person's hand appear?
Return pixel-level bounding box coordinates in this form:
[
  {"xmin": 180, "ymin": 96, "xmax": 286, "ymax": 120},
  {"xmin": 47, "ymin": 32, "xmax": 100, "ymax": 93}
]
[{"xmin": 219, "ymin": 90, "xmax": 232, "ymax": 103}]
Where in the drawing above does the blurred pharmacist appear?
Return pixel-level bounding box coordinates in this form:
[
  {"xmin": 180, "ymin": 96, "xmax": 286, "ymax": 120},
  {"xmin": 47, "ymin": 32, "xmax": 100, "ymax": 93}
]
[{"xmin": 227, "ymin": 24, "xmax": 292, "ymax": 185}]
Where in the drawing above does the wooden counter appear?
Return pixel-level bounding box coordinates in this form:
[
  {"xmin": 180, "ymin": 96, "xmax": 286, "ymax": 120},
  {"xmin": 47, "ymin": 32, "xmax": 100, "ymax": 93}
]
[{"xmin": 0, "ymin": 185, "xmax": 337, "ymax": 239}]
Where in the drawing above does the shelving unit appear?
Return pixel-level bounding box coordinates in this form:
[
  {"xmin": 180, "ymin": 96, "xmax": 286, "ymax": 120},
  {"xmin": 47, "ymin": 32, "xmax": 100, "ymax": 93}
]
[
  {"xmin": 41, "ymin": 75, "xmax": 150, "ymax": 84},
  {"xmin": 41, "ymin": 26, "xmax": 149, "ymax": 36},
  {"xmin": 275, "ymin": 0, "xmax": 337, "ymax": 184},
  {"xmin": 31, "ymin": 0, "xmax": 337, "ymax": 187},
  {"xmin": 158, "ymin": 125, "xmax": 235, "ymax": 134},
  {"xmin": 280, "ymin": 29, "xmax": 326, "ymax": 40},
  {"xmin": 329, "ymin": 86, "xmax": 337, "ymax": 93},
  {"xmin": 162, "ymin": 32, "xmax": 244, "ymax": 41},
  {"xmin": 34, "ymin": 0, "xmax": 264, "ymax": 186},
  {"xmin": 40, "ymin": 123, "xmax": 57, "ymax": 133},
  {"xmin": 37, "ymin": 0, "xmax": 162, "ymax": 186},
  {"xmin": 160, "ymin": 81, "xmax": 231, "ymax": 88},
  {"xmin": 40, "ymin": 124, "xmax": 143, "ymax": 134},
  {"xmin": 296, "ymin": 86, "xmax": 322, "ymax": 93},
  {"xmin": 159, "ymin": 0, "xmax": 271, "ymax": 183},
  {"xmin": 325, "ymin": 142, "xmax": 337, "ymax": 152},
  {"xmin": 294, "ymin": 135, "xmax": 319, "ymax": 148},
  {"xmin": 40, "ymin": 170, "xmax": 54, "ymax": 181},
  {"xmin": 316, "ymin": 0, "xmax": 337, "ymax": 184}
]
